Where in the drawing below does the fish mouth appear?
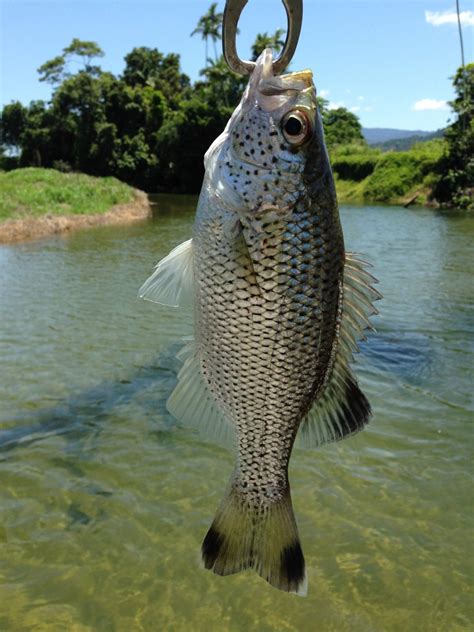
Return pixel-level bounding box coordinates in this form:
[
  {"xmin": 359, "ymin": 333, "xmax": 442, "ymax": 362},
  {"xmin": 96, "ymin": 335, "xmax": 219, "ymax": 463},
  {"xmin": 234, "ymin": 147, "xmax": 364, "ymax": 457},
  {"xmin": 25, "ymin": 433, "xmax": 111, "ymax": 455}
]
[
  {"xmin": 249, "ymin": 51, "xmax": 316, "ymax": 113},
  {"xmin": 248, "ymin": 48, "xmax": 313, "ymax": 110}
]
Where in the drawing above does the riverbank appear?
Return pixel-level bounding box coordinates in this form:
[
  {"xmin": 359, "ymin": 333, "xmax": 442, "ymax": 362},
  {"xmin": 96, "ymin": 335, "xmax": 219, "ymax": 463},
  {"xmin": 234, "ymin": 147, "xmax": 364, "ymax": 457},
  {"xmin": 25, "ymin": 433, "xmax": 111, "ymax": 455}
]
[
  {"xmin": 330, "ymin": 140, "xmax": 444, "ymax": 207},
  {"xmin": 0, "ymin": 168, "xmax": 152, "ymax": 244}
]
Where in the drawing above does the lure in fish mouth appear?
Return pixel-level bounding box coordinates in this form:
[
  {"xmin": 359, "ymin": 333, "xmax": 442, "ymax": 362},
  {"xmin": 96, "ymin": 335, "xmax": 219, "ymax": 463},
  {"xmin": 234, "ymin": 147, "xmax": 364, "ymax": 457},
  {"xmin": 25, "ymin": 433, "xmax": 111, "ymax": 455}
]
[{"xmin": 139, "ymin": 50, "xmax": 381, "ymax": 596}]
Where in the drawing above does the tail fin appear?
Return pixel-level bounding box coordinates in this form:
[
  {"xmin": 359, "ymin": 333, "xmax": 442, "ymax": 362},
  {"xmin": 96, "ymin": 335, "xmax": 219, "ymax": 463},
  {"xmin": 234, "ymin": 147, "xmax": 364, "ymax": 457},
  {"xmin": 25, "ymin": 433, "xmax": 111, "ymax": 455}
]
[{"xmin": 201, "ymin": 484, "xmax": 307, "ymax": 596}]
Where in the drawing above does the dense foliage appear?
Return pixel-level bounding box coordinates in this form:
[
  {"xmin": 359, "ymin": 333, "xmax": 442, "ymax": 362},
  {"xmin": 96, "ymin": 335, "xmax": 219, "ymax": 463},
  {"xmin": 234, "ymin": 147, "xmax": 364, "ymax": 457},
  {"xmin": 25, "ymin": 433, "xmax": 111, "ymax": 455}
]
[
  {"xmin": 431, "ymin": 64, "xmax": 473, "ymax": 209},
  {"xmin": 331, "ymin": 140, "xmax": 445, "ymax": 205},
  {"xmin": 1, "ymin": 31, "xmax": 363, "ymax": 195}
]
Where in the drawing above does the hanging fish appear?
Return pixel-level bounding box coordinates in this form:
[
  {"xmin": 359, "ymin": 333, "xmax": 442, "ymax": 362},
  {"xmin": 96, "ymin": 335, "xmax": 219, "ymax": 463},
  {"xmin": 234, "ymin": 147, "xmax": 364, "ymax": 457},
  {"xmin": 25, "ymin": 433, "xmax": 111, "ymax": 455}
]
[{"xmin": 139, "ymin": 50, "xmax": 380, "ymax": 596}]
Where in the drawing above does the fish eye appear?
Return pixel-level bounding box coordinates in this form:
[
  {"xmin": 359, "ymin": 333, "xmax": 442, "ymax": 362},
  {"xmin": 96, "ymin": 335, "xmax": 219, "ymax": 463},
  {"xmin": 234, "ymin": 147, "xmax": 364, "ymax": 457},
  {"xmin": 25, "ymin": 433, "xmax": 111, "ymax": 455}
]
[{"xmin": 281, "ymin": 110, "xmax": 312, "ymax": 146}]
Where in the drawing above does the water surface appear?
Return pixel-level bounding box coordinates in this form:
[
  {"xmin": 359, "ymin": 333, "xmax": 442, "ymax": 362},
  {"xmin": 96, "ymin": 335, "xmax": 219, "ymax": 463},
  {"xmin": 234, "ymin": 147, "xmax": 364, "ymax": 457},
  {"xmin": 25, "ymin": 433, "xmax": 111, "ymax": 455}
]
[{"xmin": 0, "ymin": 197, "xmax": 472, "ymax": 631}]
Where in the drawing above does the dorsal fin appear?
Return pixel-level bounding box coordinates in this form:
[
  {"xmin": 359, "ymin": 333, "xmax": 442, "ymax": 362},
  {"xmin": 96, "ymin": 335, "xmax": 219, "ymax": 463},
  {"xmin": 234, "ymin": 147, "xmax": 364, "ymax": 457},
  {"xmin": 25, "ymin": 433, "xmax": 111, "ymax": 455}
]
[{"xmin": 296, "ymin": 252, "xmax": 381, "ymax": 448}]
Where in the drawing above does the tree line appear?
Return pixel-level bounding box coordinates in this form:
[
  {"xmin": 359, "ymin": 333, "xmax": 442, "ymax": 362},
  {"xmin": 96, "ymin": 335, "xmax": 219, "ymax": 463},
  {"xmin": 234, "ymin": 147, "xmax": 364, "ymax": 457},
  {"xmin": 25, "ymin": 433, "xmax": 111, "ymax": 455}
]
[
  {"xmin": 0, "ymin": 3, "xmax": 472, "ymax": 207},
  {"xmin": 0, "ymin": 13, "xmax": 364, "ymax": 194}
]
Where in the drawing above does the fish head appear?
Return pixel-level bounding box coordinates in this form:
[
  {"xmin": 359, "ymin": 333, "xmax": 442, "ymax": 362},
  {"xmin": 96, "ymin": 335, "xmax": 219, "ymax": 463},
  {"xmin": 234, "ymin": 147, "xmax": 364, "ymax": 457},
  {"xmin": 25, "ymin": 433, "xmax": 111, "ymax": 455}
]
[{"xmin": 220, "ymin": 49, "xmax": 321, "ymax": 211}]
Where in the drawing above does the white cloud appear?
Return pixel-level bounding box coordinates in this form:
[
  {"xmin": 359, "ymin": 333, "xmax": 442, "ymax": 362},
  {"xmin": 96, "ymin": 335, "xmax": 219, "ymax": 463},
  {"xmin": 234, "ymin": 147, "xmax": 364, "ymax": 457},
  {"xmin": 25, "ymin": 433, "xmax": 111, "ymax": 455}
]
[
  {"xmin": 319, "ymin": 89, "xmax": 330, "ymax": 98},
  {"xmin": 425, "ymin": 9, "xmax": 474, "ymax": 26},
  {"xmin": 357, "ymin": 96, "xmax": 365, "ymax": 101},
  {"xmin": 328, "ymin": 101, "xmax": 345, "ymax": 110},
  {"xmin": 412, "ymin": 98, "xmax": 449, "ymax": 111},
  {"xmin": 350, "ymin": 106, "xmax": 361, "ymax": 113}
]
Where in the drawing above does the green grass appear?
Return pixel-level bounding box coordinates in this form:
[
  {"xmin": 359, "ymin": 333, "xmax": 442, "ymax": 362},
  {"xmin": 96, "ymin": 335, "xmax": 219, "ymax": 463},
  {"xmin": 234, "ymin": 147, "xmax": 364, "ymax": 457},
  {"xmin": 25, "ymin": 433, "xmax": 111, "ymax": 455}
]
[
  {"xmin": 0, "ymin": 168, "xmax": 135, "ymax": 222},
  {"xmin": 332, "ymin": 140, "xmax": 445, "ymax": 206}
]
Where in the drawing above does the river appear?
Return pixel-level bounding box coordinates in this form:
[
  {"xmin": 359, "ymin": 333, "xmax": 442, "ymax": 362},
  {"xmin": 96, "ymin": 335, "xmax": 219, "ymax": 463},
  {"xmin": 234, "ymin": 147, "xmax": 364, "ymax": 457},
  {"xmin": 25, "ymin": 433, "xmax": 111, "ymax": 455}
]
[{"xmin": 0, "ymin": 196, "xmax": 472, "ymax": 631}]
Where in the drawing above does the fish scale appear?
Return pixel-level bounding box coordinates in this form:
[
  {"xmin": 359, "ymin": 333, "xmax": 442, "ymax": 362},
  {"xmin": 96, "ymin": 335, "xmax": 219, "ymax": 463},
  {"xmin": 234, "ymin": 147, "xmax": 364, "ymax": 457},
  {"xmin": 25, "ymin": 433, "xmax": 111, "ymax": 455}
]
[{"xmin": 139, "ymin": 50, "xmax": 379, "ymax": 595}]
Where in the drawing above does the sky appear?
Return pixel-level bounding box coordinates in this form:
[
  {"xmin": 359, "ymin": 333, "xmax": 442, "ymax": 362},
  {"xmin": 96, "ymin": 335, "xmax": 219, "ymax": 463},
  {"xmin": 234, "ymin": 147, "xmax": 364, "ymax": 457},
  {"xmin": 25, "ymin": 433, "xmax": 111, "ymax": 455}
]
[{"xmin": 1, "ymin": 0, "xmax": 472, "ymax": 131}]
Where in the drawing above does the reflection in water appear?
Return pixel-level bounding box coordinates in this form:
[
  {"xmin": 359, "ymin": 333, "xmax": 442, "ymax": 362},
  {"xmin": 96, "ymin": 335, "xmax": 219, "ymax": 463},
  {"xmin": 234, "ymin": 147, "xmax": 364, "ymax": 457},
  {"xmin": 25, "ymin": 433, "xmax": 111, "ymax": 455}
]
[{"xmin": 0, "ymin": 200, "xmax": 472, "ymax": 631}]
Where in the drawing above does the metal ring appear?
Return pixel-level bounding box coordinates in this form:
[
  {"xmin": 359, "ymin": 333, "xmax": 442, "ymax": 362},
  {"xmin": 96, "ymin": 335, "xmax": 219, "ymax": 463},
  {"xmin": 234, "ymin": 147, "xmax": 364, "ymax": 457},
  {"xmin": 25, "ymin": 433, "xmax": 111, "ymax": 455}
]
[{"xmin": 222, "ymin": 0, "xmax": 303, "ymax": 75}]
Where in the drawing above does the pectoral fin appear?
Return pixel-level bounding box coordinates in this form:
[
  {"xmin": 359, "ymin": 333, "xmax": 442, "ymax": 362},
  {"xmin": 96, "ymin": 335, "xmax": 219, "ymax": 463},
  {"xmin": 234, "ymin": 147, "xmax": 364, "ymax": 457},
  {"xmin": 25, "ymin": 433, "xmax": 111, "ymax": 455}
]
[
  {"xmin": 138, "ymin": 239, "xmax": 193, "ymax": 307},
  {"xmin": 297, "ymin": 252, "xmax": 381, "ymax": 448}
]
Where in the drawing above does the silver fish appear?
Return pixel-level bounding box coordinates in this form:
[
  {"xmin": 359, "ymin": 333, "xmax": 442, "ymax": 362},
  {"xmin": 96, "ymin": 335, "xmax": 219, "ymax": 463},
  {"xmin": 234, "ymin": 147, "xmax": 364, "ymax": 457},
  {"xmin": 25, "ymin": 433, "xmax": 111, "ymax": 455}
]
[{"xmin": 139, "ymin": 50, "xmax": 380, "ymax": 595}]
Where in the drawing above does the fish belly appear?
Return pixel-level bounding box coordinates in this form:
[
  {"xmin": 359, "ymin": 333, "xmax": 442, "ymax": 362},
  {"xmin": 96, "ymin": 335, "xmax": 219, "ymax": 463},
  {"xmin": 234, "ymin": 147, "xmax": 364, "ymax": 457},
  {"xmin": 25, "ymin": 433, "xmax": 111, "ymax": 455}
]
[{"xmin": 193, "ymin": 187, "xmax": 344, "ymax": 494}]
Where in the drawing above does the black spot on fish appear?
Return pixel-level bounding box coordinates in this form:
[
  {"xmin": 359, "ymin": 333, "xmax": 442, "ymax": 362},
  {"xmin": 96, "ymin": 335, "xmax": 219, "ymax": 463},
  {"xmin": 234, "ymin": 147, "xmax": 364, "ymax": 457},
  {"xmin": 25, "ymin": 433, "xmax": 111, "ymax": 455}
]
[
  {"xmin": 280, "ymin": 143, "xmax": 286, "ymax": 150},
  {"xmin": 260, "ymin": 150, "xmax": 266, "ymax": 155},
  {"xmin": 239, "ymin": 142, "xmax": 244, "ymax": 147},
  {"xmin": 264, "ymin": 183, "xmax": 269, "ymax": 191},
  {"xmin": 268, "ymin": 144, "xmax": 273, "ymax": 150},
  {"xmin": 245, "ymin": 134, "xmax": 250, "ymax": 140},
  {"xmin": 254, "ymin": 169, "xmax": 259, "ymax": 175},
  {"xmin": 272, "ymin": 156, "xmax": 278, "ymax": 163},
  {"xmin": 250, "ymin": 149, "xmax": 255, "ymax": 154},
  {"xmin": 269, "ymin": 130, "xmax": 278, "ymax": 136}
]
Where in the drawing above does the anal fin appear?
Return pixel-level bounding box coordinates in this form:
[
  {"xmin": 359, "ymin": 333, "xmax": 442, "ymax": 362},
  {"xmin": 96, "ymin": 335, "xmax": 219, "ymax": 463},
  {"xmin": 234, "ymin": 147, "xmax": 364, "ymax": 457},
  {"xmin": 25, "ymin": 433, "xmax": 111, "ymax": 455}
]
[{"xmin": 167, "ymin": 341, "xmax": 235, "ymax": 448}]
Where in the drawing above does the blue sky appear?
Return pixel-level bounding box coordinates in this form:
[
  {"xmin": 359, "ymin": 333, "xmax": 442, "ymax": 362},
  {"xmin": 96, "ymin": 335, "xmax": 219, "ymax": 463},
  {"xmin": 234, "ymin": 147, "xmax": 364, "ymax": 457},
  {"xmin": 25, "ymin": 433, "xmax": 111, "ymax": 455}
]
[{"xmin": 1, "ymin": 0, "xmax": 472, "ymax": 130}]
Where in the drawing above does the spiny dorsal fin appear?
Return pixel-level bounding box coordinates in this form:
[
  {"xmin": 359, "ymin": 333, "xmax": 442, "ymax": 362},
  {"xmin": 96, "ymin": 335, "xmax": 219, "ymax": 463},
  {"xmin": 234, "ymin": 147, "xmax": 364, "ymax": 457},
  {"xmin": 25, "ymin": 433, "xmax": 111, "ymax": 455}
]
[
  {"xmin": 296, "ymin": 252, "xmax": 381, "ymax": 449},
  {"xmin": 138, "ymin": 238, "xmax": 193, "ymax": 307}
]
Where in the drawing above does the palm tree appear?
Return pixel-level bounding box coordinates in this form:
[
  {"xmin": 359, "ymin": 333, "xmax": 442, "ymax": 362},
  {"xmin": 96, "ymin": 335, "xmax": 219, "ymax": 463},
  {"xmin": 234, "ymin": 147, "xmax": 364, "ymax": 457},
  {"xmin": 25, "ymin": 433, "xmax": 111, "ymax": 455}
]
[
  {"xmin": 251, "ymin": 29, "xmax": 286, "ymax": 62},
  {"xmin": 191, "ymin": 3, "xmax": 223, "ymax": 66},
  {"xmin": 207, "ymin": 3, "xmax": 223, "ymax": 61}
]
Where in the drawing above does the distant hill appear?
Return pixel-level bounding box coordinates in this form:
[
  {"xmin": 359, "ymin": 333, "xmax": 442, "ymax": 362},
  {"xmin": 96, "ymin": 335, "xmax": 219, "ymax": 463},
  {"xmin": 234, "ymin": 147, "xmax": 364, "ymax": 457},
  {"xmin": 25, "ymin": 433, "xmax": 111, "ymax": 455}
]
[
  {"xmin": 372, "ymin": 130, "xmax": 445, "ymax": 151},
  {"xmin": 362, "ymin": 127, "xmax": 445, "ymax": 151},
  {"xmin": 362, "ymin": 128, "xmax": 436, "ymax": 144}
]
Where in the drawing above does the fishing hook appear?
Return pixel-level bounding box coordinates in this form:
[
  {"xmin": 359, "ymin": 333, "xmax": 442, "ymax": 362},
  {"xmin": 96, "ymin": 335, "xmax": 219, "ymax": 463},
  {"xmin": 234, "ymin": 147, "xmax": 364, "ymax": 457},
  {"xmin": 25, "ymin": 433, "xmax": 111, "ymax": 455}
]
[{"xmin": 222, "ymin": 0, "xmax": 303, "ymax": 75}]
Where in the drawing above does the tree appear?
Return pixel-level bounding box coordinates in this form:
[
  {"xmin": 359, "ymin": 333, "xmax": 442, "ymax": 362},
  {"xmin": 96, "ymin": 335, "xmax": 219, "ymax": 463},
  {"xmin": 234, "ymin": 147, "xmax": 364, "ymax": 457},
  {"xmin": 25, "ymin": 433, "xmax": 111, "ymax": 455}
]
[
  {"xmin": 191, "ymin": 3, "xmax": 223, "ymax": 65},
  {"xmin": 251, "ymin": 29, "xmax": 286, "ymax": 61},
  {"xmin": 37, "ymin": 39, "xmax": 104, "ymax": 85},
  {"xmin": 155, "ymin": 97, "xmax": 230, "ymax": 192},
  {"xmin": 432, "ymin": 63, "xmax": 473, "ymax": 209},
  {"xmin": 321, "ymin": 106, "xmax": 365, "ymax": 147},
  {"xmin": 122, "ymin": 47, "xmax": 190, "ymax": 109},
  {"xmin": 198, "ymin": 55, "xmax": 247, "ymax": 108},
  {"xmin": 1, "ymin": 101, "xmax": 28, "ymax": 148}
]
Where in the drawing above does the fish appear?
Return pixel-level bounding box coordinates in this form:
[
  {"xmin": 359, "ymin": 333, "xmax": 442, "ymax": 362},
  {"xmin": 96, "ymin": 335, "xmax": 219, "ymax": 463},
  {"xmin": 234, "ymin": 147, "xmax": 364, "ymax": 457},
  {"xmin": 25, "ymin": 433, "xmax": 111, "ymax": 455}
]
[{"xmin": 139, "ymin": 49, "xmax": 381, "ymax": 596}]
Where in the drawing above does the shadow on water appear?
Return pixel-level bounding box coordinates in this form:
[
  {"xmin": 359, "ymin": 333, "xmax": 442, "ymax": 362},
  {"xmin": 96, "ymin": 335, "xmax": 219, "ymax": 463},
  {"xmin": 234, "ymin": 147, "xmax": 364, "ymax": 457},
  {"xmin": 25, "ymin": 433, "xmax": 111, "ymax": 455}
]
[
  {"xmin": 0, "ymin": 345, "xmax": 183, "ymax": 455},
  {"xmin": 0, "ymin": 330, "xmax": 432, "ymax": 456},
  {"xmin": 360, "ymin": 330, "xmax": 433, "ymax": 380}
]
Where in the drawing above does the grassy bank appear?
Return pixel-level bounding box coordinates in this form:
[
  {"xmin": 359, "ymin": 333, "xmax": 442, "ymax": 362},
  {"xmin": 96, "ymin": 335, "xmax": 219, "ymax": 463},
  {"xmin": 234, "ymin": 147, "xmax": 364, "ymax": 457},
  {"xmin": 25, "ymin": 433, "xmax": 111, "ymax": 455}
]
[
  {"xmin": 0, "ymin": 168, "xmax": 135, "ymax": 222},
  {"xmin": 331, "ymin": 140, "xmax": 445, "ymax": 206}
]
